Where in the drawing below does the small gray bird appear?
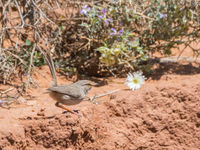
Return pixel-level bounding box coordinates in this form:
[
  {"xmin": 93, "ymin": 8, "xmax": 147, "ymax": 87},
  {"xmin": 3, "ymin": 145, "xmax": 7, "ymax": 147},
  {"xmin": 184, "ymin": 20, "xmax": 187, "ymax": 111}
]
[
  {"xmin": 42, "ymin": 50, "xmax": 96, "ymax": 115},
  {"xmin": 48, "ymin": 80, "xmax": 93, "ymax": 105},
  {"xmin": 47, "ymin": 80, "xmax": 96, "ymax": 115}
]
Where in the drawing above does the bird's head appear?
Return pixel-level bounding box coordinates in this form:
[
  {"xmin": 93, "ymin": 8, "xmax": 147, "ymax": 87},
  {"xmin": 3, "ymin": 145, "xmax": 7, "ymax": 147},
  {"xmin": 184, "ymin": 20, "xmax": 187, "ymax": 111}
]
[{"xmin": 73, "ymin": 80, "xmax": 98, "ymax": 94}]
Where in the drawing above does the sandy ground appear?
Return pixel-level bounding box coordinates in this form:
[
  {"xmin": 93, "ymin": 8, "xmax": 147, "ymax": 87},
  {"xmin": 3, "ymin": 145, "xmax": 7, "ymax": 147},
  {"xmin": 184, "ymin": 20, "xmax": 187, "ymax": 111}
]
[{"xmin": 0, "ymin": 47, "xmax": 200, "ymax": 150}]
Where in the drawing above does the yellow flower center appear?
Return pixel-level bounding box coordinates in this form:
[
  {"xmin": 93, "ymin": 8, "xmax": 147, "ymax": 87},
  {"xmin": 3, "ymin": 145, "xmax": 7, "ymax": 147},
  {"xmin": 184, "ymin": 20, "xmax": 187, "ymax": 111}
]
[{"xmin": 132, "ymin": 78, "xmax": 139, "ymax": 84}]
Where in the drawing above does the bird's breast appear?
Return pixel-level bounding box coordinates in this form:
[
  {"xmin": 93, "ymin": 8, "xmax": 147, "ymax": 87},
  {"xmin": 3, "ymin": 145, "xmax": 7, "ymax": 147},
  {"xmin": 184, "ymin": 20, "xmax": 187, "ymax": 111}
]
[{"xmin": 49, "ymin": 91, "xmax": 83, "ymax": 105}]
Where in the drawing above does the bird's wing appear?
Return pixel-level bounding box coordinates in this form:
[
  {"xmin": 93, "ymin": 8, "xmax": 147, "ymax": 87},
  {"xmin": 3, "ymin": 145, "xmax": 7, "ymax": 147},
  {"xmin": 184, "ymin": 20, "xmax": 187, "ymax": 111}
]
[{"xmin": 47, "ymin": 84, "xmax": 83, "ymax": 99}]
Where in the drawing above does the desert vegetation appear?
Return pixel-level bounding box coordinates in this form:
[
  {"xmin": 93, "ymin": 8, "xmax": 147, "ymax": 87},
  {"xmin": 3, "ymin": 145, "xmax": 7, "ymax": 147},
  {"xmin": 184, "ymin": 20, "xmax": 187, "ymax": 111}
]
[{"xmin": 0, "ymin": 0, "xmax": 199, "ymax": 84}]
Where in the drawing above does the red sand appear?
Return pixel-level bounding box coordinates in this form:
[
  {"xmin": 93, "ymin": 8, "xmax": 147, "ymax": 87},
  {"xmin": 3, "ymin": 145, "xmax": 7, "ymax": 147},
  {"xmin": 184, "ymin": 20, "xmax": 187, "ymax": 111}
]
[{"xmin": 0, "ymin": 61, "xmax": 200, "ymax": 150}]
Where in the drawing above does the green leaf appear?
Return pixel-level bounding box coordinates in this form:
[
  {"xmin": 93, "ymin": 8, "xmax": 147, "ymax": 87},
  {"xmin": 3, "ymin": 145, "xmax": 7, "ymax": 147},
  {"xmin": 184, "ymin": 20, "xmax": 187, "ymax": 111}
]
[
  {"xmin": 59, "ymin": 24, "xmax": 64, "ymax": 31},
  {"xmin": 25, "ymin": 39, "xmax": 31, "ymax": 46},
  {"xmin": 128, "ymin": 40, "xmax": 139, "ymax": 48},
  {"xmin": 165, "ymin": 49, "xmax": 171, "ymax": 55}
]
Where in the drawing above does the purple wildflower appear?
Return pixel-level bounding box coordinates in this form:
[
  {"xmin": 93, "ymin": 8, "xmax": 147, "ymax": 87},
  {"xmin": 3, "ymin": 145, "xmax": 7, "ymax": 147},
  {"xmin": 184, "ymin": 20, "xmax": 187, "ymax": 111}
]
[
  {"xmin": 102, "ymin": 8, "xmax": 107, "ymax": 14},
  {"xmin": 80, "ymin": 5, "xmax": 90, "ymax": 15},
  {"xmin": 110, "ymin": 28, "xmax": 123, "ymax": 36},
  {"xmin": 110, "ymin": 28, "xmax": 117, "ymax": 35},
  {"xmin": 159, "ymin": 13, "xmax": 167, "ymax": 20},
  {"xmin": 104, "ymin": 18, "xmax": 113, "ymax": 25},
  {"xmin": 98, "ymin": 8, "xmax": 113, "ymax": 26},
  {"xmin": 118, "ymin": 29, "xmax": 124, "ymax": 36}
]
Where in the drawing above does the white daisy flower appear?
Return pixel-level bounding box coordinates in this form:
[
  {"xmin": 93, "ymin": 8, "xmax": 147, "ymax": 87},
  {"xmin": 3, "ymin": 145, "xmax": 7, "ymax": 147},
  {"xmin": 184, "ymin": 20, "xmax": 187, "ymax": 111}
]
[{"xmin": 125, "ymin": 72, "xmax": 146, "ymax": 90}]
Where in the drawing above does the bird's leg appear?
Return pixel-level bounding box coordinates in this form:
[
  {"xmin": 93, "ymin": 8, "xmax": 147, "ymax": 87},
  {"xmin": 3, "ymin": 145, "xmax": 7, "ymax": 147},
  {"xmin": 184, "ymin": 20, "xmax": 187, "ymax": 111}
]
[{"xmin": 55, "ymin": 102, "xmax": 81, "ymax": 117}]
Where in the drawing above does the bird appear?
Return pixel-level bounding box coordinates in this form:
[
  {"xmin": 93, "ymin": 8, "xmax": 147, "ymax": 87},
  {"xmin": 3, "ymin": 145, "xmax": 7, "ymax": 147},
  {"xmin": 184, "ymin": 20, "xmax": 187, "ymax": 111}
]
[
  {"xmin": 47, "ymin": 80, "xmax": 95, "ymax": 115},
  {"xmin": 42, "ymin": 50, "xmax": 96, "ymax": 116}
]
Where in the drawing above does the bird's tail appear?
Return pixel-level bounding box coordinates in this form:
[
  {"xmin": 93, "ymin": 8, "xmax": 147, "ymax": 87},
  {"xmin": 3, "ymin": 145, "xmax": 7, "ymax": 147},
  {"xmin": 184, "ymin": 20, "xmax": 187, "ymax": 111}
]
[{"xmin": 40, "ymin": 49, "xmax": 58, "ymax": 86}]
